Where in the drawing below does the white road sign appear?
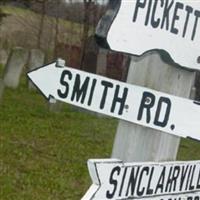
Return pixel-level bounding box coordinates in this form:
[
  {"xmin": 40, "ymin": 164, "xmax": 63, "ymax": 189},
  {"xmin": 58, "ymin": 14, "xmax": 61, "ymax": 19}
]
[
  {"xmin": 102, "ymin": 0, "xmax": 200, "ymax": 70},
  {"xmin": 28, "ymin": 61, "xmax": 200, "ymax": 140},
  {"xmin": 82, "ymin": 159, "xmax": 200, "ymax": 200}
]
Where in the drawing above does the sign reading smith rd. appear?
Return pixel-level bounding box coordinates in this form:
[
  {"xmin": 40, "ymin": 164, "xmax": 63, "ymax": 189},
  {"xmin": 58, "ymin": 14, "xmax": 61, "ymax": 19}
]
[
  {"xmin": 28, "ymin": 61, "xmax": 200, "ymax": 141},
  {"xmin": 97, "ymin": 0, "xmax": 200, "ymax": 69}
]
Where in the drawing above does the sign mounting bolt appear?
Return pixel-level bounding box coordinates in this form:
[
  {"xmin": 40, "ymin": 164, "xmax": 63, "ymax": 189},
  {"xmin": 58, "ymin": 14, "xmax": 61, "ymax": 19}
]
[
  {"xmin": 56, "ymin": 58, "xmax": 65, "ymax": 68},
  {"xmin": 49, "ymin": 95, "xmax": 57, "ymax": 104}
]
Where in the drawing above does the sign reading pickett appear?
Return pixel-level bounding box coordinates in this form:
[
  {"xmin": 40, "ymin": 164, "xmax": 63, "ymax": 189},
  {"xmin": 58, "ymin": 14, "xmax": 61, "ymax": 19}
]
[
  {"xmin": 81, "ymin": 159, "xmax": 200, "ymax": 200},
  {"xmin": 96, "ymin": 0, "xmax": 200, "ymax": 70}
]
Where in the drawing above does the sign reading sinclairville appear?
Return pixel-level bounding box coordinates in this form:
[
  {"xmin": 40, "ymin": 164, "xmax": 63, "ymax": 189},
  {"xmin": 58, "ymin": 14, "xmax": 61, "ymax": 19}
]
[
  {"xmin": 105, "ymin": 0, "xmax": 200, "ymax": 69},
  {"xmin": 82, "ymin": 159, "xmax": 200, "ymax": 200}
]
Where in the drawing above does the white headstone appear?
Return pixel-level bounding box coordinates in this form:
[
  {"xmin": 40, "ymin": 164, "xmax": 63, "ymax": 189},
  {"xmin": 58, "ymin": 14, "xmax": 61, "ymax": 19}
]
[
  {"xmin": 28, "ymin": 49, "xmax": 45, "ymax": 90},
  {"xmin": 3, "ymin": 47, "xmax": 28, "ymax": 88}
]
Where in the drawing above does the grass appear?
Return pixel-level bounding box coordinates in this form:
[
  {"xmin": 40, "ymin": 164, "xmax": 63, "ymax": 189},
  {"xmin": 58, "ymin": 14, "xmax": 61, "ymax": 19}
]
[
  {"xmin": 178, "ymin": 138, "xmax": 200, "ymax": 160},
  {"xmin": 0, "ymin": 78, "xmax": 117, "ymax": 200},
  {"xmin": 0, "ymin": 75, "xmax": 200, "ymax": 200}
]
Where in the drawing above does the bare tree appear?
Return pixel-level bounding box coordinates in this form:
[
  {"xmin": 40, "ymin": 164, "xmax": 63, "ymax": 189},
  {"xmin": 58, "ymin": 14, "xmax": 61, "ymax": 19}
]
[
  {"xmin": 36, "ymin": 0, "xmax": 47, "ymax": 49},
  {"xmin": 80, "ymin": 0, "xmax": 93, "ymax": 69},
  {"xmin": 53, "ymin": 0, "xmax": 60, "ymax": 58}
]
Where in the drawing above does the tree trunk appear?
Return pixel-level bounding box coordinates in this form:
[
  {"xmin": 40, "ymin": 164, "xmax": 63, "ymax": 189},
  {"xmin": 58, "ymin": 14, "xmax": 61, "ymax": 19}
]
[
  {"xmin": 80, "ymin": 0, "xmax": 92, "ymax": 69},
  {"xmin": 54, "ymin": 0, "xmax": 60, "ymax": 58},
  {"xmin": 37, "ymin": 0, "xmax": 46, "ymax": 49}
]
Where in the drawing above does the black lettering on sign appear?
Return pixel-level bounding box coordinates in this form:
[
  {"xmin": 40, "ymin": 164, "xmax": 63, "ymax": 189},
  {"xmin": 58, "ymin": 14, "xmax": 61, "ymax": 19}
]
[
  {"xmin": 111, "ymin": 85, "xmax": 128, "ymax": 115},
  {"xmin": 100, "ymin": 81, "xmax": 113, "ymax": 109},
  {"xmin": 106, "ymin": 166, "xmax": 121, "ymax": 199},
  {"xmin": 146, "ymin": 167, "xmax": 154, "ymax": 195},
  {"xmin": 132, "ymin": 0, "xmax": 200, "ymax": 41},
  {"xmin": 137, "ymin": 91, "xmax": 155, "ymax": 123},
  {"xmin": 182, "ymin": 6, "xmax": 193, "ymax": 38},
  {"xmin": 87, "ymin": 78, "xmax": 97, "ymax": 106},
  {"xmin": 144, "ymin": 0, "xmax": 152, "ymax": 26},
  {"xmin": 161, "ymin": 0, "xmax": 174, "ymax": 30},
  {"xmin": 196, "ymin": 169, "xmax": 200, "ymax": 189},
  {"xmin": 133, "ymin": 0, "xmax": 147, "ymax": 22},
  {"xmin": 126, "ymin": 166, "xmax": 140, "ymax": 196},
  {"xmin": 138, "ymin": 92, "xmax": 171, "ymax": 128},
  {"xmin": 164, "ymin": 166, "xmax": 173, "ymax": 192},
  {"xmin": 185, "ymin": 166, "xmax": 193, "ymax": 190},
  {"xmin": 155, "ymin": 166, "xmax": 166, "ymax": 194},
  {"xmin": 154, "ymin": 97, "xmax": 171, "ymax": 127},
  {"xmin": 192, "ymin": 10, "xmax": 200, "ymax": 41},
  {"xmin": 189, "ymin": 165, "xmax": 196, "ymax": 190},
  {"xmin": 171, "ymin": 2, "xmax": 183, "ymax": 35},
  {"xmin": 118, "ymin": 167, "xmax": 128, "ymax": 197},
  {"xmin": 179, "ymin": 165, "xmax": 189, "ymax": 191},
  {"xmin": 71, "ymin": 74, "xmax": 89, "ymax": 104},
  {"xmin": 151, "ymin": 0, "xmax": 163, "ymax": 28},
  {"xmin": 169, "ymin": 166, "xmax": 180, "ymax": 192},
  {"xmin": 137, "ymin": 167, "xmax": 149, "ymax": 196},
  {"xmin": 57, "ymin": 70, "xmax": 72, "ymax": 98}
]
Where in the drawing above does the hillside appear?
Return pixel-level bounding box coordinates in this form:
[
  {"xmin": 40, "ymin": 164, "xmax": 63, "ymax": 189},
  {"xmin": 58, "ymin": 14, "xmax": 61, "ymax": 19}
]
[{"xmin": 0, "ymin": 5, "xmax": 89, "ymax": 62}]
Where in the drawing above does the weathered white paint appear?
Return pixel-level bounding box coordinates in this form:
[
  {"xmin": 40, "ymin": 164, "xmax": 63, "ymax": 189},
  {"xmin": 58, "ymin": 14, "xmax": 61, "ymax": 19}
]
[
  {"xmin": 107, "ymin": 0, "xmax": 200, "ymax": 70},
  {"xmin": 27, "ymin": 61, "xmax": 199, "ymax": 140},
  {"xmin": 112, "ymin": 52, "xmax": 196, "ymax": 162},
  {"xmin": 82, "ymin": 159, "xmax": 200, "ymax": 200}
]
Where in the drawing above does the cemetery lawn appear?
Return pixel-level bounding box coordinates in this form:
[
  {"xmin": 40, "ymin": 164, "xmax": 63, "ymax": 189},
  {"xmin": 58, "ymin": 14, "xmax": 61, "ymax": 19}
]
[{"xmin": 0, "ymin": 78, "xmax": 200, "ymax": 200}]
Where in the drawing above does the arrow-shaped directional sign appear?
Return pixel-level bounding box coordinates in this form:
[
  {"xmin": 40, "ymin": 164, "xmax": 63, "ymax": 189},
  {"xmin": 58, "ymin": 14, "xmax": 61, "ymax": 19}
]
[
  {"xmin": 82, "ymin": 159, "xmax": 200, "ymax": 200},
  {"xmin": 28, "ymin": 61, "xmax": 200, "ymax": 140}
]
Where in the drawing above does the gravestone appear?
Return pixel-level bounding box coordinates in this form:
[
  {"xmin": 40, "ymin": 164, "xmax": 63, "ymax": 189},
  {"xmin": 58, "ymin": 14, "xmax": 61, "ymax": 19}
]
[
  {"xmin": 3, "ymin": 47, "xmax": 28, "ymax": 88},
  {"xmin": 0, "ymin": 49, "xmax": 8, "ymax": 65},
  {"xmin": 28, "ymin": 49, "xmax": 45, "ymax": 90},
  {"xmin": 0, "ymin": 79, "xmax": 4, "ymax": 101}
]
